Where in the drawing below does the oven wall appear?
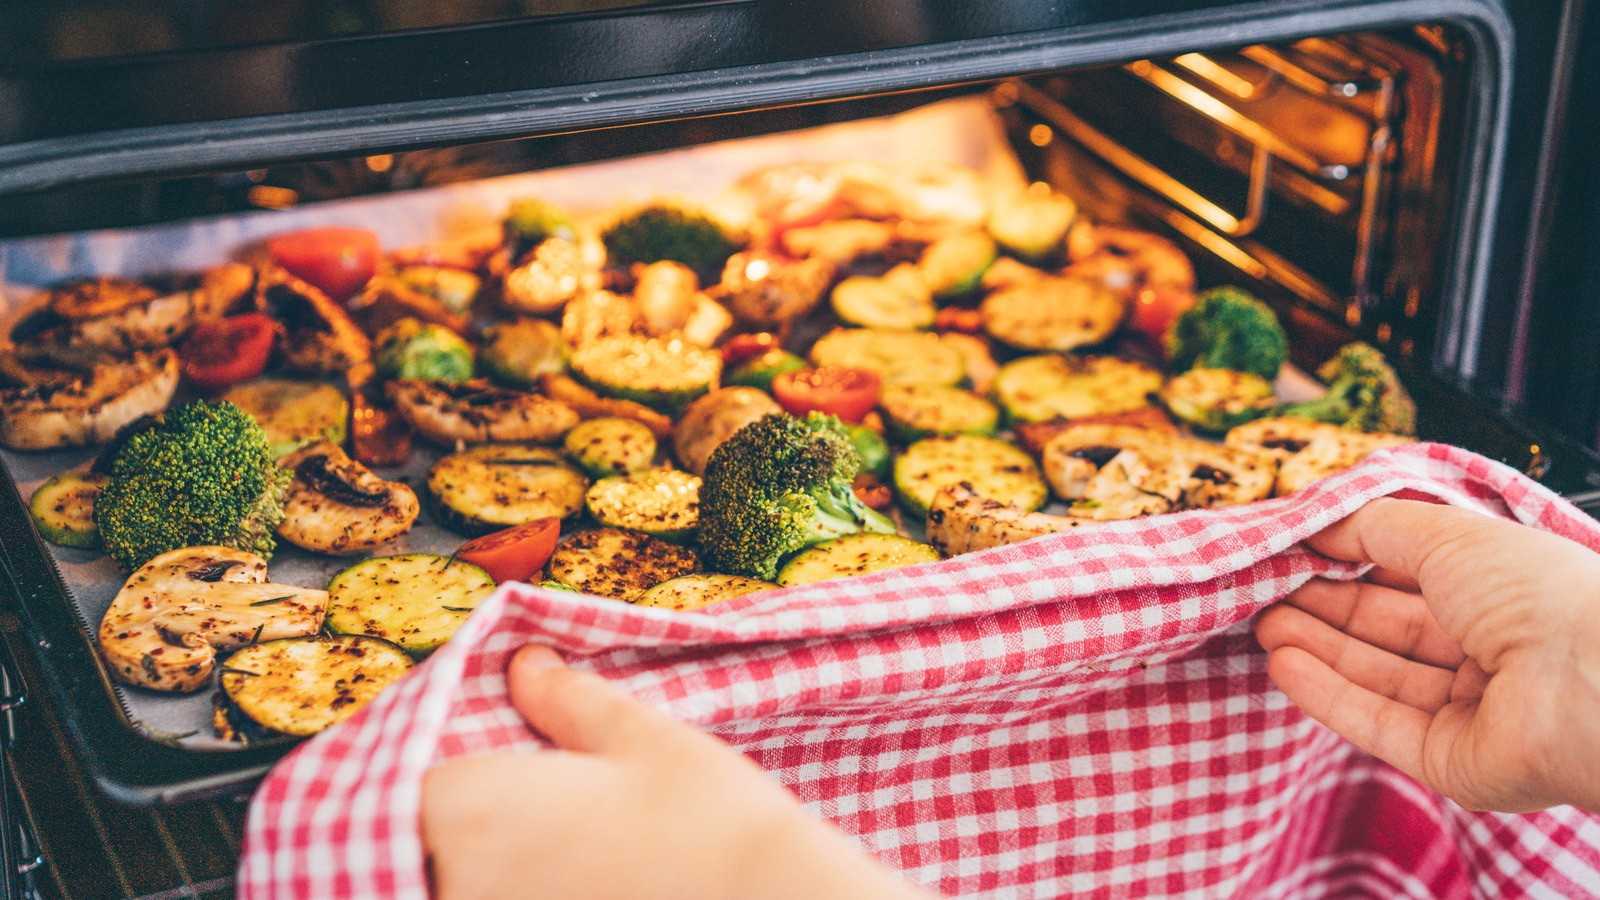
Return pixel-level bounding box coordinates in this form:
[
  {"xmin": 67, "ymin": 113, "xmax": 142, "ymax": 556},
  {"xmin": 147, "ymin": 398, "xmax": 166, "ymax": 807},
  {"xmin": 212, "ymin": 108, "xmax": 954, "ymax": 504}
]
[{"xmin": 1504, "ymin": 0, "xmax": 1600, "ymax": 460}]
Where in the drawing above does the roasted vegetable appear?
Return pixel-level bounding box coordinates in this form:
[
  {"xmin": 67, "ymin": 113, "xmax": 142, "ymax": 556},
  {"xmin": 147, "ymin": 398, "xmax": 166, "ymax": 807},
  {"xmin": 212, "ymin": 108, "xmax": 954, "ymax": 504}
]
[
  {"xmin": 584, "ymin": 468, "xmax": 701, "ymax": 543},
  {"xmin": 503, "ymin": 196, "xmax": 577, "ymax": 260},
  {"xmin": 373, "ymin": 317, "xmax": 475, "ymax": 383},
  {"xmin": 219, "ymin": 634, "xmax": 413, "ymax": 738},
  {"xmin": 29, "ymin": 470, "xmax": 106, "ymax": 549},
  {"xmin": 569, "ymin": 334, "xmax": 722, "ymax": 412},
  {"xmin": 326, "ymin": 553, "xmax": 496, "ymax": 656},
  {"xmin": 697, "ymin": 412, "xmax": 896, "ymax": 580},
  {"xmin": 776, "ymin": 533, "xmax": 941, "ymax": 587},
  {"xmin": 479, "ymin": 318, "xmax": 568, "ymax": 389},
  {"xmin": 602, "ymin": 204, "xmax": 740, "ymax": 282},
  {"xmin": 544, "ymin": 527, "xmax": 701, "ymax": 600},
  {"xmin": 1157, "ymin": 368, "xmax": 1278, "ymax": 433},
  {"xmin": 1163, "ymin": 286, "xmax": 1288, "ymax": 380},
  {"xmin": 1275, "ymin": 342, "xmax": 1418, "ymax": 435},
  {"xmin": 92, "ymin": 400, "xmax": 292, "ymax": 570}
]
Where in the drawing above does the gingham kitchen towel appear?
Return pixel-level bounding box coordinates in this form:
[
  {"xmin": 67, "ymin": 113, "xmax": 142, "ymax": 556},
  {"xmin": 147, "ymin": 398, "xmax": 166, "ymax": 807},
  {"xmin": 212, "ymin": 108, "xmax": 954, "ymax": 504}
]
[{"xmin": 236, "ymin": 443, "xmax": 1600, "ymax": 899}]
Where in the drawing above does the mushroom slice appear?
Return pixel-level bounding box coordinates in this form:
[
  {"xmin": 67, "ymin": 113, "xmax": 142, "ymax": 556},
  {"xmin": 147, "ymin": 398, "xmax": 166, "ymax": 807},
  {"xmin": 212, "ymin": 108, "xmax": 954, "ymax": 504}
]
[
  {"xmin": 714, "ymin": 251, "xmax": 835, "ymax": 332},
  {"xmin": 276, "ymin": 441, "xmax": 420, "ymax": 555},
  {"xmin": 926, "ymin": 481, "xmax": 1090, "ymax": 557},
  {"xmin": 1039, "ymin": 425, "xmax": 1179, "ymax": 502},
  {"xmin": 98, "ymin": 546, "xmax": 328, "ymax": 692},
  {"xmin": 1180, "ymin": 443, "xmax": 1278, "ymax": 508},
  {"xmin": 385, "ymin": 377, "xmax": 580, "ymax": 445},
  {"xmin": 1068, "ymin": 448, "xmax": 1184, "ymax": 520},
  {"xmin": 0, "ymin": 348, "xmax": 179, "ymax": 450},
  {"xmin": 1225, "ymin": 416, "xmax": 1412, "ymax": 496},
  {"xmin": 258, "ymin": 269, "xmax": 372, "ymax": 377}
]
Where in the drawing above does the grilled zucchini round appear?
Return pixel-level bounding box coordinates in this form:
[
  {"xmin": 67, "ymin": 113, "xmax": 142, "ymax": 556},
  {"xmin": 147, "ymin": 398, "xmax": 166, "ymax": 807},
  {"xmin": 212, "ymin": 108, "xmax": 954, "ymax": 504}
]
[
  {"xmin": 776, "ymin": 533, "xmax": 941, "ymax": 587},
  {"xmin": 219, "ymin": 634, "xmax": 414, "ymax": 737},
  {"xmin": 428, "ymin": 443, "xmax": 589, "ymax": 536},
  {"xmin": 325, "ymin": 553, "xmax": 497, "ymax": 656},
  {"xmin": 545, "ymin": 527, "xmax": 700, "ymax": 601},
  {"xmin": 893, "ymin": 433, "xmax": 1049, "ymax": 519},
  {"xmin": 28, "ymin": 470, "xmax": 106, "ymax": 549}
]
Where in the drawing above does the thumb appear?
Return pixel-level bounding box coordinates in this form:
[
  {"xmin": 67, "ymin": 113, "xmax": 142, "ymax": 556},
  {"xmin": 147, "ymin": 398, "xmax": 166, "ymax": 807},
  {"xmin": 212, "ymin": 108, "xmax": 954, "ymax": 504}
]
[{"xmin": 505, "ymin": 643, "xmax": 674, "ymax": 757}]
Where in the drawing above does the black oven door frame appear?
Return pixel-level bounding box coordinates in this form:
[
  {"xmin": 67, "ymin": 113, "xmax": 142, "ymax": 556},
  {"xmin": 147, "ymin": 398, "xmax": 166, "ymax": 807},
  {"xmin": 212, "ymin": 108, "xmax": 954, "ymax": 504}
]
[{"xmin": 0, "ymin": 0, "xmax": 1554, "ymax": 804}]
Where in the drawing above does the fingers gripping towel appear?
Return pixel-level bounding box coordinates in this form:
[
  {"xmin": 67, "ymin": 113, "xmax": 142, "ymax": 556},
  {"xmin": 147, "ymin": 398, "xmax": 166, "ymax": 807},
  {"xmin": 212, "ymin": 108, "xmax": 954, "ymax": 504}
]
[{"xmin": 236, "ymin": 444, "xmax": 1600, "ymax": 899}]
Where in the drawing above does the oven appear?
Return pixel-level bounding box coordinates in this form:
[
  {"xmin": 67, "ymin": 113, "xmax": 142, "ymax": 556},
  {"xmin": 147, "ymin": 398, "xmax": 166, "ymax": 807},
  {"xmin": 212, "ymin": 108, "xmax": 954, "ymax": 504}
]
[{"xmin": 0, "ymin": 0, "xmax": 1596, "ymax": 896}]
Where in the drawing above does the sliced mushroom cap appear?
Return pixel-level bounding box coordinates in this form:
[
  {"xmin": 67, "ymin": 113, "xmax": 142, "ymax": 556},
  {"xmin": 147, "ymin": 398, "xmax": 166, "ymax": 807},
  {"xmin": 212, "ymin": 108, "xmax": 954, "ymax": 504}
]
[
  {"xmin": 97, "ymin": 546, "xmax": 328, "ymax": 692},
  {"xmin": 277, "ymin": 440, "xmax": 421, "ymax": 555},
  {"xmin": 0, "ymin": 348, "xmax": 179, "ymax": 451},
  {"xmin": 258, "ymin": 269, "xmax": 373, "ymax": 377},
  {"xmin": 925, "ymin": 481, "xmax": 1088, "ymax": 557},
  {"xmin": 385, "ymin": 377, "xmax": 580, "ymax": 445}
]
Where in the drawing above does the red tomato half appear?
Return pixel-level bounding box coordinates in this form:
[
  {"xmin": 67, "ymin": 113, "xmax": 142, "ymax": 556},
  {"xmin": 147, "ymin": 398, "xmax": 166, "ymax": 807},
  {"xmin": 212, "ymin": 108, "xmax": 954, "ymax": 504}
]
[
  {"xmin": 267, "ymin": 226, "xmax": 381, "ymax": 302},
  {"xmin": 178, "ymin": 313, "xmax": 278, "ymax": 391},
  {"xmin": 721, "ymin": 332, "xmax": 781, "ymax": 367},
  {"xmin": 453, "ymin": 518, "xmax": 561, "ymax": 585},
  {"xmin": 1129, "ymin": 285, "xmax": 1196, "ymax": 347},
  {"xmin": 771, "ymin": 366, "xmax": 882, "ymax": 424}
]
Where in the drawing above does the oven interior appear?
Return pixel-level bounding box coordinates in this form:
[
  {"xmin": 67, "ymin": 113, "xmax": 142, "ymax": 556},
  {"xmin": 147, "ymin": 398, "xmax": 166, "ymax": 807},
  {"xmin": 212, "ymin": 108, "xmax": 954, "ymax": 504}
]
[{"xmin": 0, "ymin": 7, "xmax": 1597, "ymax": 896}]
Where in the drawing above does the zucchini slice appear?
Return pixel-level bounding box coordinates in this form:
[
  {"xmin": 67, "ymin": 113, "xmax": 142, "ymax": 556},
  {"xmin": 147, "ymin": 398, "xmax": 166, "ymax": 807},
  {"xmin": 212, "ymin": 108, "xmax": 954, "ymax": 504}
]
[
  {"xmin": 993, "ymin": 354, "xmax": 1164, "ymax": 424},
  {"xmin": 829, "ymin": 265, "xmax": 936, "ymax": 330},
  {"xmin": 980, "ymin": 274, "xmax": 1125, "ymax": 352},
  {"xmin": 478, "ymin": 317, "xmax": 568, "ymax": 389},
  {"xmin": 808, "ymin": 328, "xmax": 967, "ymax": 387},
  {"xmin": 28, "ymin": 470, "xmax": 107, "ymax": 549},
  {"xmin": 545, "ymin": 527, "xmax": 700, "ymax": 601},
  {"xmin": 1157, "ymin": 368, "xmax": 1278, "ymax": 433},
  {"xmin": 223, "ymin": 378, "xmax": 350, "ymax": 459},
  {"xmin": 878, "ymin": 384, "xmax": 999, "ymax": 442},
  {"xmin": 893, "ymin": 434, "xmax": 1049, "ymax": 519},
  {"xmin": 569, "ymin": 334, "xmax": 722, "ymax": 412},
  {"xmin": 325, "ymin": 553, "xmax": 497, "ymax": 656},
  {"xmin": 218, "ymin": 634, "xmax": 414, "ymax": 738},
  {"xmin": 584, "ymin": 468, "xmax": 701, "ymax": 543},
  {"xmin": 918, "ymin": 231, "xmax": 997, "ymax": 299},
  {"xmin": 633, "ymin": 572, "xmax": 777, "ymax": 611},
  {"xmin": 776, "ymin": 533, "xmax": 941, "ymax": 587},
  {"xmin": 428, "ymin": 444, "xmax": 589, "ymax": 536},
  {"xmin": 563, "ymin": 416, "xmax": 659, "ymax": 478},
  {"xmin": 987, "ymin": 187, "xmax": 1078, "ymax": 263}
]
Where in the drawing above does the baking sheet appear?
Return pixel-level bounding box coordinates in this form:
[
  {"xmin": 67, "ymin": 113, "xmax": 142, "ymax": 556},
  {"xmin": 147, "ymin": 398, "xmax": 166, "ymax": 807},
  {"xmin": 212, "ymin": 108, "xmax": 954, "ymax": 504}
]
[{"xmin": 0, "ymin": 97, "xmax": 1033, "ymax": 750}]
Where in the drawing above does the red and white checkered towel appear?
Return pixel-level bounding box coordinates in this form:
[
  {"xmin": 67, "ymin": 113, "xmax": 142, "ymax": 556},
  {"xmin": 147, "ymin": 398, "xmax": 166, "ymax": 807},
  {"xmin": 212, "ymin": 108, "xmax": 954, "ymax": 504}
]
[{"xmin": 236, "ymin": 443, "xmax": 1600, "ymax": 899}]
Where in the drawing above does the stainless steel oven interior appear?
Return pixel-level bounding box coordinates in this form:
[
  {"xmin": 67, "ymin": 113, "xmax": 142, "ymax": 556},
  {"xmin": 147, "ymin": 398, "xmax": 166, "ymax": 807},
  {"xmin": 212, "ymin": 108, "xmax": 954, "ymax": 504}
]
[{"xmin": 0, "ymin": 0, "xmax": 1596, "ymax": 896}]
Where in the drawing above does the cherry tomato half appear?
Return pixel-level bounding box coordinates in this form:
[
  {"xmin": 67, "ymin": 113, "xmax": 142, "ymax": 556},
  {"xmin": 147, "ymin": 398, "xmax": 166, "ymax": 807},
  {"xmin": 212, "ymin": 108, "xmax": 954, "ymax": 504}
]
[
  {"xmin": 453, "ymin": 518, "xmax": 561, "ymax": 585},
  {"xmin": 771, "ymin": 366, "xmax": 882, "ymax": 424},
  {"xmin": 720, "ymin": 332, "xmax": 782, "ymax": 368},
  {"xmin": 178, "ymin": 313, "xmax": 278, "ymax": 391},
  {"xmin": 1129, "ymin": 285, "xmax": 1196, "ymax": 347},
  {"xmin": 267, "ymin": 226, "xmax": 381, "ymax": 303}
]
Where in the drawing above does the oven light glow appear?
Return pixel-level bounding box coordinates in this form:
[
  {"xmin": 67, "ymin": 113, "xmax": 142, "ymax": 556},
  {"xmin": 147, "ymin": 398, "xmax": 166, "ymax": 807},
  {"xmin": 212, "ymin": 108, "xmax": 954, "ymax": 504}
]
[
  {"xmin": 366, "ymin": 154, "xmax": 394, "ymax": 172},
  {"xmin": 1029, "ymin": 124, "xmax": 1052, "ymax": 147},
  {"xmin": 247, "ymin": 185, "xmax": 298, "ymax": 209},
  {"xmin": 744, "ymin": 258, "xmax": 771, "ymax": 280}
]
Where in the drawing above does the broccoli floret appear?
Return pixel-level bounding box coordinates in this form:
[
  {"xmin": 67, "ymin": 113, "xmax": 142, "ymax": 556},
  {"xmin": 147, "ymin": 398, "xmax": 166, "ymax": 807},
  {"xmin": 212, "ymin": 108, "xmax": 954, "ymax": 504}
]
[
  {"xmin": 602, "ymin": 205, "xmax": 740, "ymax": 282},
  {"xmin": 503, "ymin": 197, "xmax": 576, "ymax": 260},
  {"xmin": 1277, "ymin": 341, "xmax": 1417, "ymax": 435},
  {"xmin": 92, "ymin": 400, "xmax": 292, "ymax": 569},
  {"xmin": 373, "ymin": 317, "xmax": 475, "ymax": 382},
  {"xmin": 698, "ymin": 412, "xmax": 896, "ymax": 580},
  {"xmin": 1165, "ymin": 286, "xmax": 1289, "ymax": 380}
]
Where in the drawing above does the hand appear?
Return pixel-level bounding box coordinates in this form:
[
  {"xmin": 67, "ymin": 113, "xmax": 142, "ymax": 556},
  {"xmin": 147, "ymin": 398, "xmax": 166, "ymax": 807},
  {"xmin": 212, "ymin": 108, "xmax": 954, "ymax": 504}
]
[
  {"xmin": 1255, "ymin": 497, "xmax": 1600, "ymax": 814},
  {"xmin": 422, "ymin": 644, "xmax": 933, "ymax": 900}
]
